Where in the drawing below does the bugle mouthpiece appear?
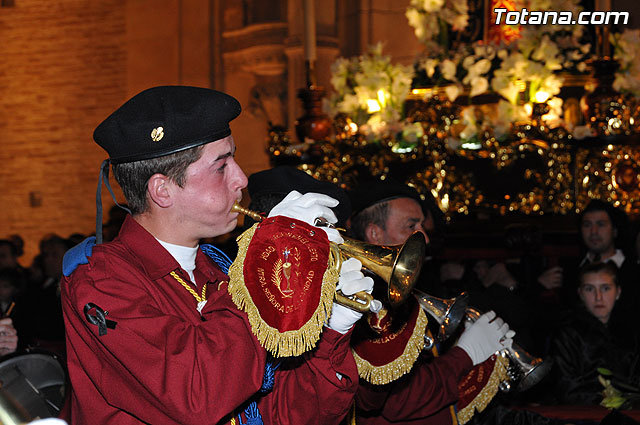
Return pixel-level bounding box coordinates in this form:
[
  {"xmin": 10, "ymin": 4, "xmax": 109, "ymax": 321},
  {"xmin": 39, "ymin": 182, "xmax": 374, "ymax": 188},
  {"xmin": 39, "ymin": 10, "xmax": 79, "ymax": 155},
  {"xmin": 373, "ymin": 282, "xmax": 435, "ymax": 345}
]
[{"xmin": 231, "ymin": 201, "xmax": 264, "ymax": 222}]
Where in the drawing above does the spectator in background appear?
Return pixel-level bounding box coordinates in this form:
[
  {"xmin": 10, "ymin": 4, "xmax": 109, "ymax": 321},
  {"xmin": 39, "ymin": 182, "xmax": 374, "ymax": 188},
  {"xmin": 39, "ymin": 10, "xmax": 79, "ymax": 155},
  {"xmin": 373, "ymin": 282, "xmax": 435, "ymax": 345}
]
[
  {"xmin": 13, "ymin": 234, "xmax": 69, "ymax": 356},
  {"xmin": 0, "ymin": 238, "xmax": 29, "ymax": 294},
  {"xmin": 0, "ymin": 267, "xmax": 22, "ymax": 315},
  {"xmin": 103, "ymin": 203, "xmax": 128, "ymax": 242},
  {"xmin": 0, "ymin": 267, "xmax": 20, "ymax": 356},
  {"xmin": 8, "ymin": 234, "xmax": 24, "ymax": 259},
  {"xmin": 0, "ymin": 239, "xmax": 21, "ymax": 269},
  {"xmin": 578, "ymin": 200, "xmax": 639, "ymax": 332},
  {"xmin": 547, "ymin": 261, "xmax": 640, "ymax": 405}
]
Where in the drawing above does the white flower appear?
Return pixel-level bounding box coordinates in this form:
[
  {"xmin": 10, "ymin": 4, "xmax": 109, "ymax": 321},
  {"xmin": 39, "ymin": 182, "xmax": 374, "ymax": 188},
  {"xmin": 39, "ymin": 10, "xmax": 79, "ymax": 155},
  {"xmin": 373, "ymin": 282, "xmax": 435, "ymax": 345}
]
[
  {"xmin": 406, "ymin": 0, "xmax": 468, "ymax": 45},
  {"xmin": 422, "ymin": 58, "xmax": 439, "ymax": 78},
  {"xmin": 440, "ymin": 59, "xmax": 457, "ymax": 81},
  {"xmin": 469, "ymin": 58, "xmax": 492, "ymax": 77},
  {"xmin": 462, "ymin": 55, "xmax": 476, "ymax": 70},
  {"xmin": 445, "ymin": 84, "xmax": 461, "ymax": 101},
  {"xmin": 422, "ymin": 0, "xmax": 445, "ymax": 13},
  {"xmin": 469, "ymin": 76, "xmax": 489, "ymax": 97},
  {"xmin": 451, "ymin": 13, "xmax": 469, "ymax": 31},
  {"xmin": 495, "ymin": 82, "xmax": 520, "ymax": 104}
]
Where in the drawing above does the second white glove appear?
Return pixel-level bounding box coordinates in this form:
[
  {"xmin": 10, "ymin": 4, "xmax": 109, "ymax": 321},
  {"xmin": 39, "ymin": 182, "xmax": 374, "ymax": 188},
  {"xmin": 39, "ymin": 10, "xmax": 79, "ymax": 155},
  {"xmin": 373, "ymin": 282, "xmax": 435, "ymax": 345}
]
[
  {"xmin": 268, "ymin": 190, "xmax": 344, "ymax": 244},
  {"xmin": 456, "ymin": 311, "xmax": 514, "ymax": 365},
  {"xmin": 326, "ymin": 258, "xmax": 374, "ymax": 334}
]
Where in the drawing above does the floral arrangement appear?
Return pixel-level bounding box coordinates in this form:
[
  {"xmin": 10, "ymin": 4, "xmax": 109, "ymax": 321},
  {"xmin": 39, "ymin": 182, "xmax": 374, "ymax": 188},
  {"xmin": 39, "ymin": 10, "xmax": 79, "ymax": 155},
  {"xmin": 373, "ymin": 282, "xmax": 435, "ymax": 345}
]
[
  {"xmin": 612, "ymin": 29, "xmax": 640, "ymax": 96},
  {"xmin": 325, "ymin": 43, "xmax": 414, "ymax": 139},
  {"xmin": 323, "ymin": 0, "xmax": 639, "ymax": 147},
  {"xmin": 405, "ymin": 0, "xmax": 469, "ymax": 52}
]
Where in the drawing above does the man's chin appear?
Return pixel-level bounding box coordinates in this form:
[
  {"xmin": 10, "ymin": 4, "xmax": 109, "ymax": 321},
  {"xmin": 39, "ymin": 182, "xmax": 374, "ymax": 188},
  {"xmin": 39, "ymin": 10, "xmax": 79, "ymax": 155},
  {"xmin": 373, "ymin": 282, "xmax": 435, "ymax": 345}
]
[{"xmin": 225, "ymin": 217, "xmax": 239, "ymax": 231}]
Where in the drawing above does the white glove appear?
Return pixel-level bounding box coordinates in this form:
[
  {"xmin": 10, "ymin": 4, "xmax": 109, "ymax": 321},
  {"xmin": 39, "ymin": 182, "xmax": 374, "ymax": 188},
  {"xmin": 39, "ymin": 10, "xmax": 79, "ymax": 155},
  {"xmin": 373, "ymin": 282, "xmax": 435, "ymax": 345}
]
[
  {"xmin": 456, "ymin": 311, "xmax": 514, "ymax": 365},
  {"xmin": 268, "ymin": 190, "xmax": 344, "ymax": 244},
  {"xmin": 326, "ymin": 258, "xmax": 375, "ymax": 334},
  {"xmin": 27, "ymin": 420, "xmax": 69, "ymax": 425}
]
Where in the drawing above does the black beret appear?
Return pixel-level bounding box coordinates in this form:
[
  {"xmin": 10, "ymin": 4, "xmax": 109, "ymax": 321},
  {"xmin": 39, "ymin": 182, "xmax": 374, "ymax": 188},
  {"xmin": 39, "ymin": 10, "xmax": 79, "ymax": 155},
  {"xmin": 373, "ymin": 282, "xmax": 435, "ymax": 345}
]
[
  {"xmin": 248, "ymin": 166, "xmax": 351, "ymax": 226},
  {"xmin": 349, "ymin": 179, "xmax": 422, "ymax": 218},
  {"xmin": 93, "ymin": 86, "xmax": 241, "ymax": 164}
]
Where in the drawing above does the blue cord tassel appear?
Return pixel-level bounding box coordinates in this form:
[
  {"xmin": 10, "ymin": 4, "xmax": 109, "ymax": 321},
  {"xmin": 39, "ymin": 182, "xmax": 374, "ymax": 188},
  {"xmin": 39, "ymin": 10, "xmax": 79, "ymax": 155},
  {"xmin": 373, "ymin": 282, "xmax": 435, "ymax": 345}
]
[
  {"xmin": 200, "ymin": 244, "xmax": 233, "ymax": 274},
  {"xmin": 238, "ymin": 402, "xmax": 263, "ymax": 425},
  {"xmin": 201, "ymin": 247, "xmax": 281, "ymax": 425},
  {"xmin": 260, "ymin": 359, "xmax": 281, "ymax": 393},
  {"xmin": 237, "ymin": 359, "xmax": 281, "ymax": 424}
]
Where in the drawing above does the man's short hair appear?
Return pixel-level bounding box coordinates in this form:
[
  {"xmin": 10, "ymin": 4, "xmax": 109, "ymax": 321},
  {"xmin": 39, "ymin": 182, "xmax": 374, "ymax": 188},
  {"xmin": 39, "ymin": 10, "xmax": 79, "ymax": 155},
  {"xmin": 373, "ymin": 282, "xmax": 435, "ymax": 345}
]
[
  {"xmin": 580, "ymin": 199, "xmax": 632, "ymax": 252},
  {"xmin": 40, "ymin": 234, "xmax": 71, "ymax": 251},
  {"xmin": 0, "ymin": 240, "xmax": 17, "ymax": 257},
  {"xmin": 578, "ymin": 260, "xmax": 619, "ymax": 287},
  {"xmin": 112, "ymin": 145, "xmax": 204, "ymax": 215},
  {"xmin": 581, "ymin": 200, "xmax": 619, "ymax": 227},
  {"xmin": 349, "ymin": 202, "xmax": 390, "ymax": 241}
]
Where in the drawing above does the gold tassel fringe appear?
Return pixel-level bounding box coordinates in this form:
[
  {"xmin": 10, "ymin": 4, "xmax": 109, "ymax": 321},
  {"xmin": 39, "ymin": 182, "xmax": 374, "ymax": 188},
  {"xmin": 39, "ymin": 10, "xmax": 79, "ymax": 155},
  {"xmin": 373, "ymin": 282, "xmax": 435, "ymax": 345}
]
[
  {"xmin": 227, "ymin": 224, "xmax": 339, "ymax": 358},
  {"xmin": 352, "ymin": 308, "xmax": 429, "ymax": 385},
  {"xmin": 456, "ymin": 354, "xmax": 510, "ymax": 425}
]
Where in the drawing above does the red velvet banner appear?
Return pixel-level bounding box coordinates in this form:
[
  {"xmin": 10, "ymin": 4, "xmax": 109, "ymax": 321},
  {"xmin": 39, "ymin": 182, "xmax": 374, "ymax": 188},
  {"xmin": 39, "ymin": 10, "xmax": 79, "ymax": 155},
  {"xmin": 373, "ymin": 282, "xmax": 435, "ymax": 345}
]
[
  {"xmin": 227, "ymin": 216, "xmax": 338, "ymax": 357},
  {"xmin": 243, "ymin": 216, "xmax": 331, "ymax": 331}
]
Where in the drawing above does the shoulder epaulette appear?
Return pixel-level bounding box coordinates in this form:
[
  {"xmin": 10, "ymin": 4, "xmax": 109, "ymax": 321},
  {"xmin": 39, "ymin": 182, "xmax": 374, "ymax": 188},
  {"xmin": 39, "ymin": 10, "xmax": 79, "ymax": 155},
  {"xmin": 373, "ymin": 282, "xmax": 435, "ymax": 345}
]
[{"xmin": 63, "ymin": 236, "xmax": 97, "ymax": 276}]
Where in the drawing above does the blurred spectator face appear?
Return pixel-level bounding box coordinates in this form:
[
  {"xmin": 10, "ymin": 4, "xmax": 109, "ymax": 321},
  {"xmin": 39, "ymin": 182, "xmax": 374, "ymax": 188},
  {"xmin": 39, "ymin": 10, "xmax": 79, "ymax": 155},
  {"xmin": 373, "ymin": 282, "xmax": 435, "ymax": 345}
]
[
  {"xmin": 578, "ymin": 271, "xmax": 620, "ymax": 324},
  {"xmin": 42, "ymin": 241, "xmax": 66, "ymax": 279},
  {"xmin": 0, "ymin": 278, "xmax": 16, "ymax": 304},
  {"xmin": 581, "ymin": 210, "xmax": 616, "ymax": 256},
  {"xmin": 0, "ymin": 244, "xmax": 17, "ymax": 269},
  {"xmin": 379, "ymin": 197, "xmax": 429, "ymax": 245}
]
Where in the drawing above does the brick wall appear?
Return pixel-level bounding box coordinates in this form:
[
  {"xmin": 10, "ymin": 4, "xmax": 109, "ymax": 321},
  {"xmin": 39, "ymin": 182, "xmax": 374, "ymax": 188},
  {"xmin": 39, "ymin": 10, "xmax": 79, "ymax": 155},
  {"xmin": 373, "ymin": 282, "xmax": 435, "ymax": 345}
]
[{"xmin": 0, "ymin": 0, "xmax": 126, "ymax": 265}]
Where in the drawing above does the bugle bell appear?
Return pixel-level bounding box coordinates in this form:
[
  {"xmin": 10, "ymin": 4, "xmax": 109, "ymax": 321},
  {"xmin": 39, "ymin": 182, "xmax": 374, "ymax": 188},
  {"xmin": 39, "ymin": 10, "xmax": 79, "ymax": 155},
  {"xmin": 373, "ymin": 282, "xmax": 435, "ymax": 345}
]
[
  {"xmin": 231, "ymin": 202, "xmax": 427, "ymax": 313},
  {"xmin": 414, "ymin": 289, "xmax": 469, "ymax": 341},
  {"xmin": 465, "ymin": 307, "xmax": 552, "ymax": 393}
]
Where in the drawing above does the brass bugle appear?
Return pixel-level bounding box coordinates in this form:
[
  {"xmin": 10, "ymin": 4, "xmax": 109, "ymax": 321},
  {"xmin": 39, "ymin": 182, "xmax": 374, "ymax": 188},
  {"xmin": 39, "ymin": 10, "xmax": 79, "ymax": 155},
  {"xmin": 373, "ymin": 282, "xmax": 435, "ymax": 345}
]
[
  {"xmin": 414, "ymin": 289, "xmax": 469, "ymax": 341},
  {"xmin": 465, "ymin": 307, "xmax": 552, "ymax": 393},
  {"xmin": 231, "ymin": 202, "xmax": 265, "ymax": 223},
  {"xmin": 231, "ymin": 202, "xmax": 426, "ymax": 313}
]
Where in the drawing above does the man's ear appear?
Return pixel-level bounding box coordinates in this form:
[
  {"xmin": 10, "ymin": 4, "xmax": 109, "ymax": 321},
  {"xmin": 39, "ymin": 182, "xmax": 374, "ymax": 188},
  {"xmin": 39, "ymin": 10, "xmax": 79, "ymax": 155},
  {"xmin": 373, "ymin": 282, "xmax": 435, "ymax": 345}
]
[
  {"xmin": 365, "ymin": 223, "xmax": 383, "ymax": 245},
  {"xmin": 147, "ymin": 173, "xmax": 173, "ymax": 208}
]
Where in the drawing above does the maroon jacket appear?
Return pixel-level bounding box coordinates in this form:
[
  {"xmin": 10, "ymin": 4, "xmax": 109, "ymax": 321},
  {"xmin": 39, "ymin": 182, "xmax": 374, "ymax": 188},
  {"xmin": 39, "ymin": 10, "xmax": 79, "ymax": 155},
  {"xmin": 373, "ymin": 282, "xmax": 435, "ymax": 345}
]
[
  {"xmin": 355, "ymin": 347, "xmax": 472, "ymax": 424},
  {"xmin": 61, "ymin": 215, "xmax": 358, "ymax": 424}
]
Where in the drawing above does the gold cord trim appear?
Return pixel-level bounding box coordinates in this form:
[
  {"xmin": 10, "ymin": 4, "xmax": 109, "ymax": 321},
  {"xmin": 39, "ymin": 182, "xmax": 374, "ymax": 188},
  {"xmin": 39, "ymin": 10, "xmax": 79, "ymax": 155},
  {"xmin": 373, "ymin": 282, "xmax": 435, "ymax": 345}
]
[
  {"xmin": 227, "ymin": 224, "xmax": 338, "ymax": 357},
  {"xmin": 352, "ymin": 307, "xmax": 429, "ymax": 385},
  {"xmin": 456, "ymin": 354, "xmax": 509, "ymax": 425},
  {"xmin": 170, "ymin": 271, "xmax": 207, "ymax": 303}
]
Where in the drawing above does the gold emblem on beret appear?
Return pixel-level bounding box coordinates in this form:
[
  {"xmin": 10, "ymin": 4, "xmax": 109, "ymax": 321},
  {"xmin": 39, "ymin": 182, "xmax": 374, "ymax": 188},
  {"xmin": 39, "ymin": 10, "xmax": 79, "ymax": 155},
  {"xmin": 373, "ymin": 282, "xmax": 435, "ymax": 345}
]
[{"xmin": 151, "ymin": 126, "xmax": 164, "ymax": 142}]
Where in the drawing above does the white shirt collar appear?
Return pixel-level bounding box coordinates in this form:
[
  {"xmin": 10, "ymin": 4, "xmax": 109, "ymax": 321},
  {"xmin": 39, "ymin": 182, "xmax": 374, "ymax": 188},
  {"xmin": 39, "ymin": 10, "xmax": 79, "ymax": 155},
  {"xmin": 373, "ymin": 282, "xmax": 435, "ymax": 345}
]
[
  {"xmin": 581, "ymin": 249, "xmax": 625, "ymax": 268},
  {"xmin": 156, "ymin": 239, "xmax": 198, "ymax": 283}
]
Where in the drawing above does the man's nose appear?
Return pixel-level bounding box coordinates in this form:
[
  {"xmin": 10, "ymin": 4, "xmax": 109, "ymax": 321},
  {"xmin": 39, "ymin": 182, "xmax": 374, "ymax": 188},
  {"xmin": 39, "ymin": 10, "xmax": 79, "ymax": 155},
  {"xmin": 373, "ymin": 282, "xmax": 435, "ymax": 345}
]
[
  {"xmin": 231, "ymin": 162, "xmax": 248, "ymax": 191},
  {"xmin": 417, "ymin": 226, "xmax": 430, "ymax": 244}
]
